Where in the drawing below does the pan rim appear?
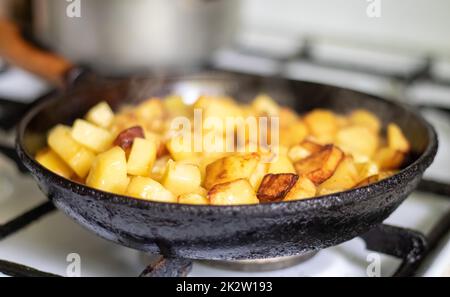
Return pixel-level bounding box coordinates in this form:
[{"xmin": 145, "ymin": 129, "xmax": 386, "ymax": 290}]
[{"xmin": 16, "ymin": 74, "xmax": 438, "ymax": 215}]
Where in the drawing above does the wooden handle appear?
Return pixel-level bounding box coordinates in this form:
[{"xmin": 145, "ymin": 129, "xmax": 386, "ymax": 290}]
[{"xmin": 0, "ymin": 19, "xmax": 74, "ymax": 88}]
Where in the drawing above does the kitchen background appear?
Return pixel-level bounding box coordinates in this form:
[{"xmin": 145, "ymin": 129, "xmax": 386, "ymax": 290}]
[{"xmin": 0, "ymin": 0, "xmax": 449, "ymax": 277}]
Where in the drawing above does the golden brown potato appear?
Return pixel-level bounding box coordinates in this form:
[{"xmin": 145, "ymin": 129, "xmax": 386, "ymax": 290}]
[
  {"xmin": 126, "ymin": 176, "xmax": 176, "ymax": 203},
  {"xmin": 284, "ymin": 175, "xmax": 316, "ymax": 201},
  {"xmin": 35, "ymin": 148, "xmax": 74, "ymax": 178},
  {"xmin": 288, "ymin": 139, "xmax": 324, "ymax": 162},
  {"xmin": 257, "ymin": 173, "xmax": 299, "ymax": 203},
  {"xmin": 208, "ymin": 179, "xmax": 259, "ymax": 205},
  {"xmin": 353, "ymin": 171, "xmax": 395, "ymax": 188},
  {"xmin": 335, "ymin": 125, "xmax": 379, "ymax": 158},
  {"xmin": 248, "ymin": 160, "xmax": 269, "ymax": 189},
  {"xmin": 178, "ymin": 193, "xmax": 209, "ymax": 205},
  {"xmin": 267, "ymin": 155, "xmax": 296, "ymax": 174},
  {"xmin": 349, "ymin": 109, "xmax": 381, "ymax": 133},
  {"xmin": 355, "ymin": 161, "xmax": 379, "ymax": 182},
  {"xmin": 303, "ymin": 109, "xmax": 339, "ymax": 142},
  {"xmin": 316, "ymin": 156, "xmax": 359, "ymax": 195},
  {"xmin": 279, "ymin": 121, "xmax": 308, "ymax": 147},
  {"xmin": 387, "ymin": 123, "xmax": 410, "ymax": 153},
  {"xmin": 204, "ymin": 153, "xmax": 260, "ymax": 190},
  {"xmin": 294, "ymin": 145, "xmax": 344, "ymax": 185},
  {"xmin": 374, "ymin": 147, "xmax": 405, "ymax": 170}
]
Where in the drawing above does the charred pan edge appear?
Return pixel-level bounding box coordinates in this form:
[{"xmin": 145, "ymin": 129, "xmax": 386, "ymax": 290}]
[{"xmin": 16, "ymin": 76, "xmax": 438, "ymax": 217}]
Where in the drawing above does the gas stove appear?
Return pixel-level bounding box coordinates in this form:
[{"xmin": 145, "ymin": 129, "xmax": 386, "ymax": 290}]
[{"xmin": 0, "ymin": 35, "xmax": 449, "ymax": 277}]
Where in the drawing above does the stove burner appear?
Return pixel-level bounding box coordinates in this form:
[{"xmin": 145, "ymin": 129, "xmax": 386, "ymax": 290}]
[{"xmin": 199, "ymin": 252, "xmax": 318, "ymax": 272}]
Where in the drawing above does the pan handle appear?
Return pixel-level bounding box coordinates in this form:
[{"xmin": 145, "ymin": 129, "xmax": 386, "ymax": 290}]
[{"xmin": 0, "ymin": 18, "xmax": 75, "ymax": 88}]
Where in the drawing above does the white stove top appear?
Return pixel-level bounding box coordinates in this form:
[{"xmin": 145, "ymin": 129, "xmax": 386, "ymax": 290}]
[{"xmin": 0, "ymin": 55, "xmax": 449, "ymax": 277}]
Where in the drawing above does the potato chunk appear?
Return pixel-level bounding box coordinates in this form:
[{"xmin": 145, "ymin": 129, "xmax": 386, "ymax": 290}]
[
  {"xmin": 208, "ymin": 179, "xmax": 259, "ymax": 205},
  {"xmin": 257, "ymin": 173, "xmax": 299, "ymax": 203},
  {"xmin": 161, "ymin": 160, "xmax": 202, "ymax": 196},
  {"xmin": 35, "ymin": 149, "xmax": 74, "ymax": 178},
  {"xmin": 267, "ymin": 155, "xmax": 296, "ymax": 174},
  {"xmin": 288, "ymin": 140, "xmax": 324, "ymax": 162},
  {"xmin": 354, "ymin": 171, "xmax": 395, "ymax": 188},
  {"xmin": 204, "ymin": 153, "xmax": 259, "ymax": 190},
  {"xmin": 126, "ymin": 176, "xmax": 176, "ymax": 203},
  {"xmin": 85, "ymin": 101, "xmax": 114, "ymax": 128},
  {"xmin": 178, "ymin": 188, "xmax": 208, "ymax": 205},
  {"xmin": 248, "ymin": 160, "xmax": 268, "ymax": 189},
  {"xmin": 294, "ymin": 145, "xmax": 344, "ymax": 185},
  {"xmin": 71, "ymin": 119, "xmax": 114, "ymax": 153},
  {"xmin": 349, "ymin": 109, "xmax": 381, "ymax": 133},
  {"xmin": 336, "ymin": 125, "xmax": 378, "ymax": 158},
  {"xmin": 303, "ymin": 109, "xmax": 338, "ymax": 142},
  {"xmin": 374, "ymin": 147, "xmax": 405, "ymax": 170},
  {"xmin": 48, "ymin": 125, "xmax": 95, "ymax": 178},
  {"xmin": 317, "ymin": 156, "xmax": 359, "ymax": 195},
  {"xmin": 86, "ymin": 146, "xmax": 129, "ymax": 194},
  {"xmin": 284, "ymin": 175, "xmax": 316, "ymax": 201},
  {"xmin": 127, "ymin": 138, "xmax": 157, "ymax": 176},
  {"xmin": 387, "ymin": 123, "xmax": 410, "ymax": 153},
  {"xmin": 279, "ymin": 121, "xmax": 308, "ymax": 147}
]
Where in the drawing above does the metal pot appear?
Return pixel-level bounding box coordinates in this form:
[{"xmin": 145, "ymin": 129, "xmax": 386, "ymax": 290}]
[{"xmin": 32, "ymin": 0, "xmax": 240, "ymax": 74}]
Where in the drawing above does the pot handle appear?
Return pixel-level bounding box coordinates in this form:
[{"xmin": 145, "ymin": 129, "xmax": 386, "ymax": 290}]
[{"xmin": 0, "ymin": 18, "xmax": 75, "ymax": 88}]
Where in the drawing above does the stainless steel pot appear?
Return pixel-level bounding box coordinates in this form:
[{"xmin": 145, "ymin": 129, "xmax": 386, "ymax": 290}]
[{"xmin": 33, "ymin": 0, "xmax": 240, "ymax": 74}]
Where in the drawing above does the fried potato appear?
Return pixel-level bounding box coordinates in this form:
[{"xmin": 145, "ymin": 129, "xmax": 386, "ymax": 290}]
[
  {"xmin": 35, "ymin": 148, "xmax": 74, "ymax": 178},
  {"xmin": 267, "ymin": 155, "xmax": 296, "ymax": 174},
  {"xmin": 86, "ymin": 147, "xmax": 129, "ymax": 194},
  {"xmin": 251, "ymin": 94, "xmax": 280, "ymax": 116},
  {"xmin": 317, "ymin": 156, "xmax": 359, "ymax": 195},
  {"xmin": 204, "ymin": 153, "xmax": 260, "ymax": 190},
  {"xmin": 354, "ymin": 171, "xmax": 396, "ymax": 188},
  {"xmin": 387, "ymin": 123, "xmax": 410, "ymax": 153},
  {"xmin": 161, "ymin": 160, "xmax": 202, "ymax": 196},
  {"xmin": 349, "ymin": 109, "xmax": 381, "ymax": 133},
  {"xmin": 48, "ymin": 125, "xmax": 96, "ymax": 178},
  {"xmin": 208, "ymin": 179, "xmax": 259, "ymax": 205},
  {"xmin": 249, "ymin": 160, "xmax": 269, "ymax": 189},
  {"xmin": 287, "ymin": 139, "xmax": 324, "ymax": 163},
  {"xmin": 284, "ymin": 175, "xmax": 316, "ymax": 201},
  {"xmin": 335, "ymin": 125, "xmax": 379, "ymax": 158},
  {"xmin": 127, "ymin": 138, "xmax": 157, "ymax": 176},
  {"xmin": 303, "ymin": 109, "xmax": 339, "ymax": 142},
  {"xmin": 257, "ymin": 173, "xmax": 299, "ymax": 203},
  {"xmin": 355, "ymin": 161, "xmax": 379, "ymax": 181},
  {"xmin": 126, "ymin": 176, "xmax": 176, "ymax": 203},
  {"xmin": 178, "ymin": 187, "xmax": 208, "ymax": 205},
  {"xmin": 85, "ymin": 101, "xmax": 115, "ymax": 128},
  {"xmin": 374, "ymin": 147, "xmax": 405, "ymax": 170},
  {"xmin": 294, "ymin": 145, "xmax": 344, "ymax": 185},
  {"xmin": 279, "ymin": 121, "xmax": 308, "ymax": 147}
]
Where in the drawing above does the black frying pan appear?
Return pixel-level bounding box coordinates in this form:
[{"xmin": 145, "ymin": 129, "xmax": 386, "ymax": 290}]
[{"xmin": 0, "ymin": 20, "xmax": 438, "ymax": 261}]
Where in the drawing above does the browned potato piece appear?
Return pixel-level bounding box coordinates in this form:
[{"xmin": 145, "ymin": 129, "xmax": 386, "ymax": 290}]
[
  {"xmin": 300, "ymin": 139, "xmax": 324, "ymax": 154},
  {"xmin": 374, "ymin": 147, "xmax": 405, "ymax": 170},
  {"xmin": 287, "ymin": 139, "xmax": 324, "ymax": 162},
  {"xmin": 354, "ymin": 171, "xmax": 396, "ymax": 188},
  {"xmin": 208, "ymin": 179, "xmax": 259, "ymax": 205},
  {"xmin": 204, "ymin": 153, "xmax": 260, "ymax": 190},
  {"xmin": 336, "ymin": 125, "xmax": 379, "ymax": 158},
  {"xmin": 284, "ymin": 175, "xmax": 316, "ymax": 201},
  {"xmin": 257, "ymin": 173, "xmax": 299, "ymax": 203},
  {"xmin": 279, "ymin": 121, "xmax": 309, "ymax": 147},
  {"xmin": 387, "ymin": 123, "xmax": 410, "ymax": 153},
  {"xmin": 317, "ymin": 156, "xmax": 359, "ymax": 195},
  {"xmin": 303, "ymin": 109, "xmax": 339, "ymax": 142},
  {"xmin": 349, "ymin": 109, "xmax": 381, "ymax": 133},
  {"xmin": 294, "ymin": 145, "xmax": 344, "ymax": 185},
  {"xmin": 267, "ymin": 155, "xmax": 296, "ymax": 174}
]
